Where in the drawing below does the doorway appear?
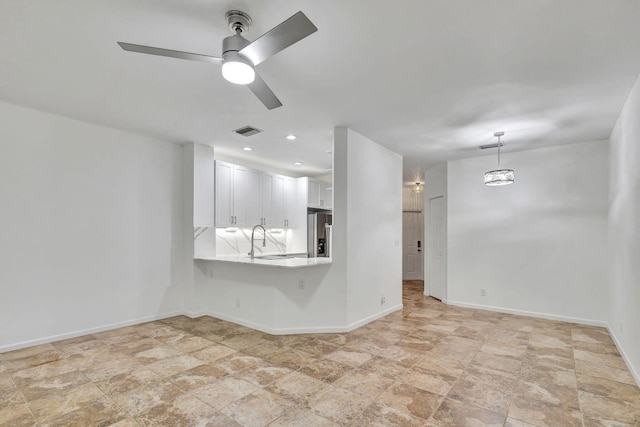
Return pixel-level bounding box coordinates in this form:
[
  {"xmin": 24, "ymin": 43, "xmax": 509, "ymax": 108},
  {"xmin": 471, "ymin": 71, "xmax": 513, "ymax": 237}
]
[{"xmin": 402, "ymin": 211, "xmax": 423, "ymax": 281}]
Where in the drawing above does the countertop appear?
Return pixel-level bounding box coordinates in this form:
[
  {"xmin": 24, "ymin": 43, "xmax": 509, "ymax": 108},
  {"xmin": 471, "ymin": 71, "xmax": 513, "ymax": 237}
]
[{"xmin": 195, "ymin": 254, "xmax": 332, "ymax": 269}]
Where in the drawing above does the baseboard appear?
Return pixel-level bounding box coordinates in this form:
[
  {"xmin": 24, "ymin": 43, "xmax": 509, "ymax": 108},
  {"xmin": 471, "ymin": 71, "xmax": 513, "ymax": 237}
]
[
  {"xmin": 1, "ymin": 303, "xmax": 405, "ymax": 353},
  {"xmin": 184, "ymin": 310, "xmax": 280, "ymax": 335},
  {"xmin": 607, "ymin": 324, "xmax": 640, "ymax": 388},
  {"xmin": 443, "ymin": 299, "xmax": 608, "ymax": 328},
  {"xmin": 185, "ymin": 304, "xmax": 404, "ymax": 335},
  {"xmin": 0, "ymin": 311, "xmax": 184, "ymax": 353},
  {"xmin": 344, "ymin": 304, "xmax": 404, "ymax": 332}
]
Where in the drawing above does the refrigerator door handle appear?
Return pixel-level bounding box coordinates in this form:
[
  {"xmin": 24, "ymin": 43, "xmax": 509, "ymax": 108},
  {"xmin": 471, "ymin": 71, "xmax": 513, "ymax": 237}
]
[{"xmin": 325, "ymin": 224, "xmax": 332, "ymax": 258}]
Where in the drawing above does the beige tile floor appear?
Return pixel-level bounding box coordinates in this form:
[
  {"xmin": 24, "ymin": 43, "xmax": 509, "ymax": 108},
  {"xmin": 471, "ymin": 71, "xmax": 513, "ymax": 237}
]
[{"xmin": 2, "ymin": 281, "xmax": 640, "ymax": 426}]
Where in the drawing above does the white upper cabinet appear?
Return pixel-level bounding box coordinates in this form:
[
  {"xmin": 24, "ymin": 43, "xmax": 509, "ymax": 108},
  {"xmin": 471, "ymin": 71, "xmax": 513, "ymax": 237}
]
[
  {"xmin": 242, "ymin": 167, "xmax": 262, "ymax": 226},
  {"xmin": 320, "ymin": 183, "xmax": 333, "ymax": 210},
  {"xmin": 307, "ymin": 179, "xmax": 320, "ymax": 208},
  {"xmin": 263, "ymin": 173, "xmax": 297, "ymax": 228},
  {"xmin": 283, "ymin": 176, "xmax": 297, "ymax": 228},
  {"xmin": 215, "ymin": 161, "xmax": 300, "ymax": 228},
  {"xmin": 261, "ymin": 172, "xmax": 277, "ymax": 227},
  {"xmin": 215, "ymin": 161, "xmax": 261, "ymax": 227},
  {"xmin": 215, "ymin": 161, "xmax": 234, "ymax": 227},
  {"xmin": 269, "ymin": 174, "xmax": 285, "ymax": 228},
  {"xmin": 307, "ymin": 178, "xmax": 332, "ymax": 209}
]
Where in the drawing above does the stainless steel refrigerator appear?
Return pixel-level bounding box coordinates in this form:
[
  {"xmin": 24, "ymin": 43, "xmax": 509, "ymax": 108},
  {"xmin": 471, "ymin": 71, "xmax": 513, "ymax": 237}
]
[{"xmin": 307, "ymin": 212, "xmax": 332, "ymax": 257}]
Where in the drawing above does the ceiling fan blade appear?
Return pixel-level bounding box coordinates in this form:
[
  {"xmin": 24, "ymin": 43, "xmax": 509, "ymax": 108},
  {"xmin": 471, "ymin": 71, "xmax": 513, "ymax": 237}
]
[
  {"xmin": 117, "ymin": 42, "xmax": 222, "ymax": 64},
  {"xmin": 239, "ymin": 11, "xmax": 317, "ymax": 66},
  {"xmin": 247, "ymin": 73, "xmax": 282, "ymax": 110}
]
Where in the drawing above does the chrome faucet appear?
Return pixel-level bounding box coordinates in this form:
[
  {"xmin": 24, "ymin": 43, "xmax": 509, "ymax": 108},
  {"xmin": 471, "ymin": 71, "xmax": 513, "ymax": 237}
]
[{"xmin": 249, "ymin": 224, "xmax": 266, "ymax": 259}]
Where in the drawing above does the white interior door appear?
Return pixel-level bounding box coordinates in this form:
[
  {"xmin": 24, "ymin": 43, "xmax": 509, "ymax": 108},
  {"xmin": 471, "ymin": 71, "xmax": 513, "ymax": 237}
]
[
  {"xmin": 403, "ymin": 211, "xmax": 423, "ymax": 280},
  {"xmin": 428, "ymin": 196, "xmax": 445, "ymax": 300}
]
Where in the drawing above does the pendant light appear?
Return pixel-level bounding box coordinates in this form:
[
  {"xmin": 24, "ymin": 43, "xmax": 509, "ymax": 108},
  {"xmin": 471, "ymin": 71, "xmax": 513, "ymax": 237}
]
[
  {"xmin": 412, "ymin": 182, "xmax": 424, "ymax": 193},
  {"xmin": 484, "ymin": 131, "xmax": 514, "ymax": 186}
]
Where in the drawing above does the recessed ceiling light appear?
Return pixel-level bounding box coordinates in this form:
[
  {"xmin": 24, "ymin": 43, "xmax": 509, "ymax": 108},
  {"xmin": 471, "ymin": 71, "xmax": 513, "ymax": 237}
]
[
  {"xmin": 293, "ymin": 162, "xmax": 303, "ymax": 166},
  {"xmin": 286, "ymin": 134, "xmax": 297, "ymax": 140},
  {"xmin": 243, "ymin": 147, "xmax": 253, "ymax": 151}
]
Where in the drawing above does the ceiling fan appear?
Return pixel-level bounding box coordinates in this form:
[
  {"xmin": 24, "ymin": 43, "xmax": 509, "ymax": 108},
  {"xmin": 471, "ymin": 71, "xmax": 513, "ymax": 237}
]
[{"xmin": 118, "ymin": 10, "xmax": 317, "ymax": 110}]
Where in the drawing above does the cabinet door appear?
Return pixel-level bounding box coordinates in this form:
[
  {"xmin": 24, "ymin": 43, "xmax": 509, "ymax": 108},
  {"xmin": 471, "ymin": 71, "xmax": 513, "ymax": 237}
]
[
  {"xmin": 307, "ymin": 179, "xmax": 320, "ymax": 208},
  {"xmin": 284, "ymin": 176, "xmax": 297, "ymax": 228},
  {"xmin": 215, "ymin": 161, "xmax": 234, "ymax": 227},
  {"xmin": 245, "ymin": 168, "xmax": 262, "ymax": 227},
  {"xmin": 320, "ymin": 183, "xmax": 333, "ymax": 209},
  {"xmin": 263, "ymin": 174, "xmax": 284, "ymax": 228},
  {"xmin": 234, "ymin": 165, "xmax": 261, "ymax": 227},
  {"xmin": 261, "ymin": 172, "xmax": 274, "ymax": 227}
]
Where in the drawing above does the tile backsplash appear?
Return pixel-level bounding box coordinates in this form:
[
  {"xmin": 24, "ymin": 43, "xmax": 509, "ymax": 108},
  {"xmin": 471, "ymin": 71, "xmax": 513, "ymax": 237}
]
[{"xmin": 215, "ymin": 227, "xmax": 288, "ymax": 256}]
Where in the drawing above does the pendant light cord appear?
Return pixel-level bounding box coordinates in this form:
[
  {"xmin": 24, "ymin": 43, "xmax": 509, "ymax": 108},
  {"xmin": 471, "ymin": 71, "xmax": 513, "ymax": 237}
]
[{"xmin": 497, "ymin": 135, "xmax": 501, "ymax": 167}]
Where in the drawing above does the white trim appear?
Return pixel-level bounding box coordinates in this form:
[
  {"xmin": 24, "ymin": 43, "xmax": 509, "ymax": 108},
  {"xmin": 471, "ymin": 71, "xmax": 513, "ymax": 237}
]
[
  {"xmin": 443, "ymin": 299, "xmax": 608, "ymax": 328},
  {"xmin": 344, "ymin": 304, "xmax": 404, "ymax": 332},
  {"xmin": 0, "ymin": 311, "xmax": 184, "ymax": 353},
  {"xmin": 1, "ymin": 304, "xmax": 406, "ymax": 352},
  {"xmin": 186, "ymin": 304, "xmax": 404, "ymax": 335},
  {"xmin": 607, "ymin": 324, "xmax": 640, "ymax": 388}
]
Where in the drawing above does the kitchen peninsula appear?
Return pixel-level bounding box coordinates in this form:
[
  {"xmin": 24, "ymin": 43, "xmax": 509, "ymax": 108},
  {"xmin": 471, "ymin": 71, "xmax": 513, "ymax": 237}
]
[{"xmin": 185, "ymin": 129, "xmax": 403, "ymax": 336}]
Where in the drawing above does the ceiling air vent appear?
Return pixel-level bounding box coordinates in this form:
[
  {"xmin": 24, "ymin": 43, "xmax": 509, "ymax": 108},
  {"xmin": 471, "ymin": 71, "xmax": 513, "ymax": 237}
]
[{"xmin": 233, "ymin": 125, "xmax": 263, "ymax": 137}]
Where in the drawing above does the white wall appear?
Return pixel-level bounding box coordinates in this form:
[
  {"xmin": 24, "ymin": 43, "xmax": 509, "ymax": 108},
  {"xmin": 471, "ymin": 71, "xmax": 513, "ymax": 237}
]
[
  {"xmin": 187, "ymin": 127, "xmax": 402, "ymax": 333},
  {"xmin": 0, "ymin": 101, "xmax": 185, "ymax": 351},
  {"xmin": 339, "ymin": 128, "xmax": 404, "ymax": 325},
  {"xmin": 447, "ymin": 141, "xmax": 609, "ymax": 324},
  {"xmin": 608, "ymin": 73, "xmax": 640, "ymax": 383}
]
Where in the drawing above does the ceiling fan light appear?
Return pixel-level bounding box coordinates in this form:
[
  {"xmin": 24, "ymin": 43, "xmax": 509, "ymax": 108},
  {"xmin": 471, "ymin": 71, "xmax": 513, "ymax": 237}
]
[{"xmin": 222, "ymin": 60, "xmax": 255, "ymax": 84}]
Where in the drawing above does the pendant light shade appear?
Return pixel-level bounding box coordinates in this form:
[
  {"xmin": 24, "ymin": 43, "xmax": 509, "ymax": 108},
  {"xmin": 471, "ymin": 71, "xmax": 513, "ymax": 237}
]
[
  {"xmin": 484, "ymin": 169, "xmax": 515, "ymax": 186},
  {"xmin": 484, "ymin": 131, "xmax": 514, "ymax": 186},
  {"xmin": 412, "ymin": 182, "xmax": 424, "ymax": 193}
]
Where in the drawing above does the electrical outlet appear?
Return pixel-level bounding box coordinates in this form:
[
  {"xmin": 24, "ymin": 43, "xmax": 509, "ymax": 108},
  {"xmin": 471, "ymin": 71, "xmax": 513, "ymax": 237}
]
[
  {"xmin": 381, "ymin": 295, "xmax": 386, "ymax": 305},
  {"xmin": 480, "ymin": 289, "xmax": 487, "ymax": 297},
  {"xmin": 236, "ymin": 298, "xmax": 240, "ymax": 308},
  {"xmin": 298, "ymin": 279, "xmax": 306, "ymax": 290}
]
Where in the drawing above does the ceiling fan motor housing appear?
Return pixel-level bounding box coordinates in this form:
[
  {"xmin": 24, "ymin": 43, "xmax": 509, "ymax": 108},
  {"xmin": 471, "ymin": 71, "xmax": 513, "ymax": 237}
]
[{"xmin": 222, "ymin": 33, "xmax": 250, "ymax": 54}]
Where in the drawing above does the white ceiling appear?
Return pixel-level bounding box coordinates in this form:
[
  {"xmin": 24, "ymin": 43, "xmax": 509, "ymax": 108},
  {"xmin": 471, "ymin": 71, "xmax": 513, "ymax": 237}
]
[{"xmin": 2, "ymin": 0, "xmax": 640, "ymax": 183}]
